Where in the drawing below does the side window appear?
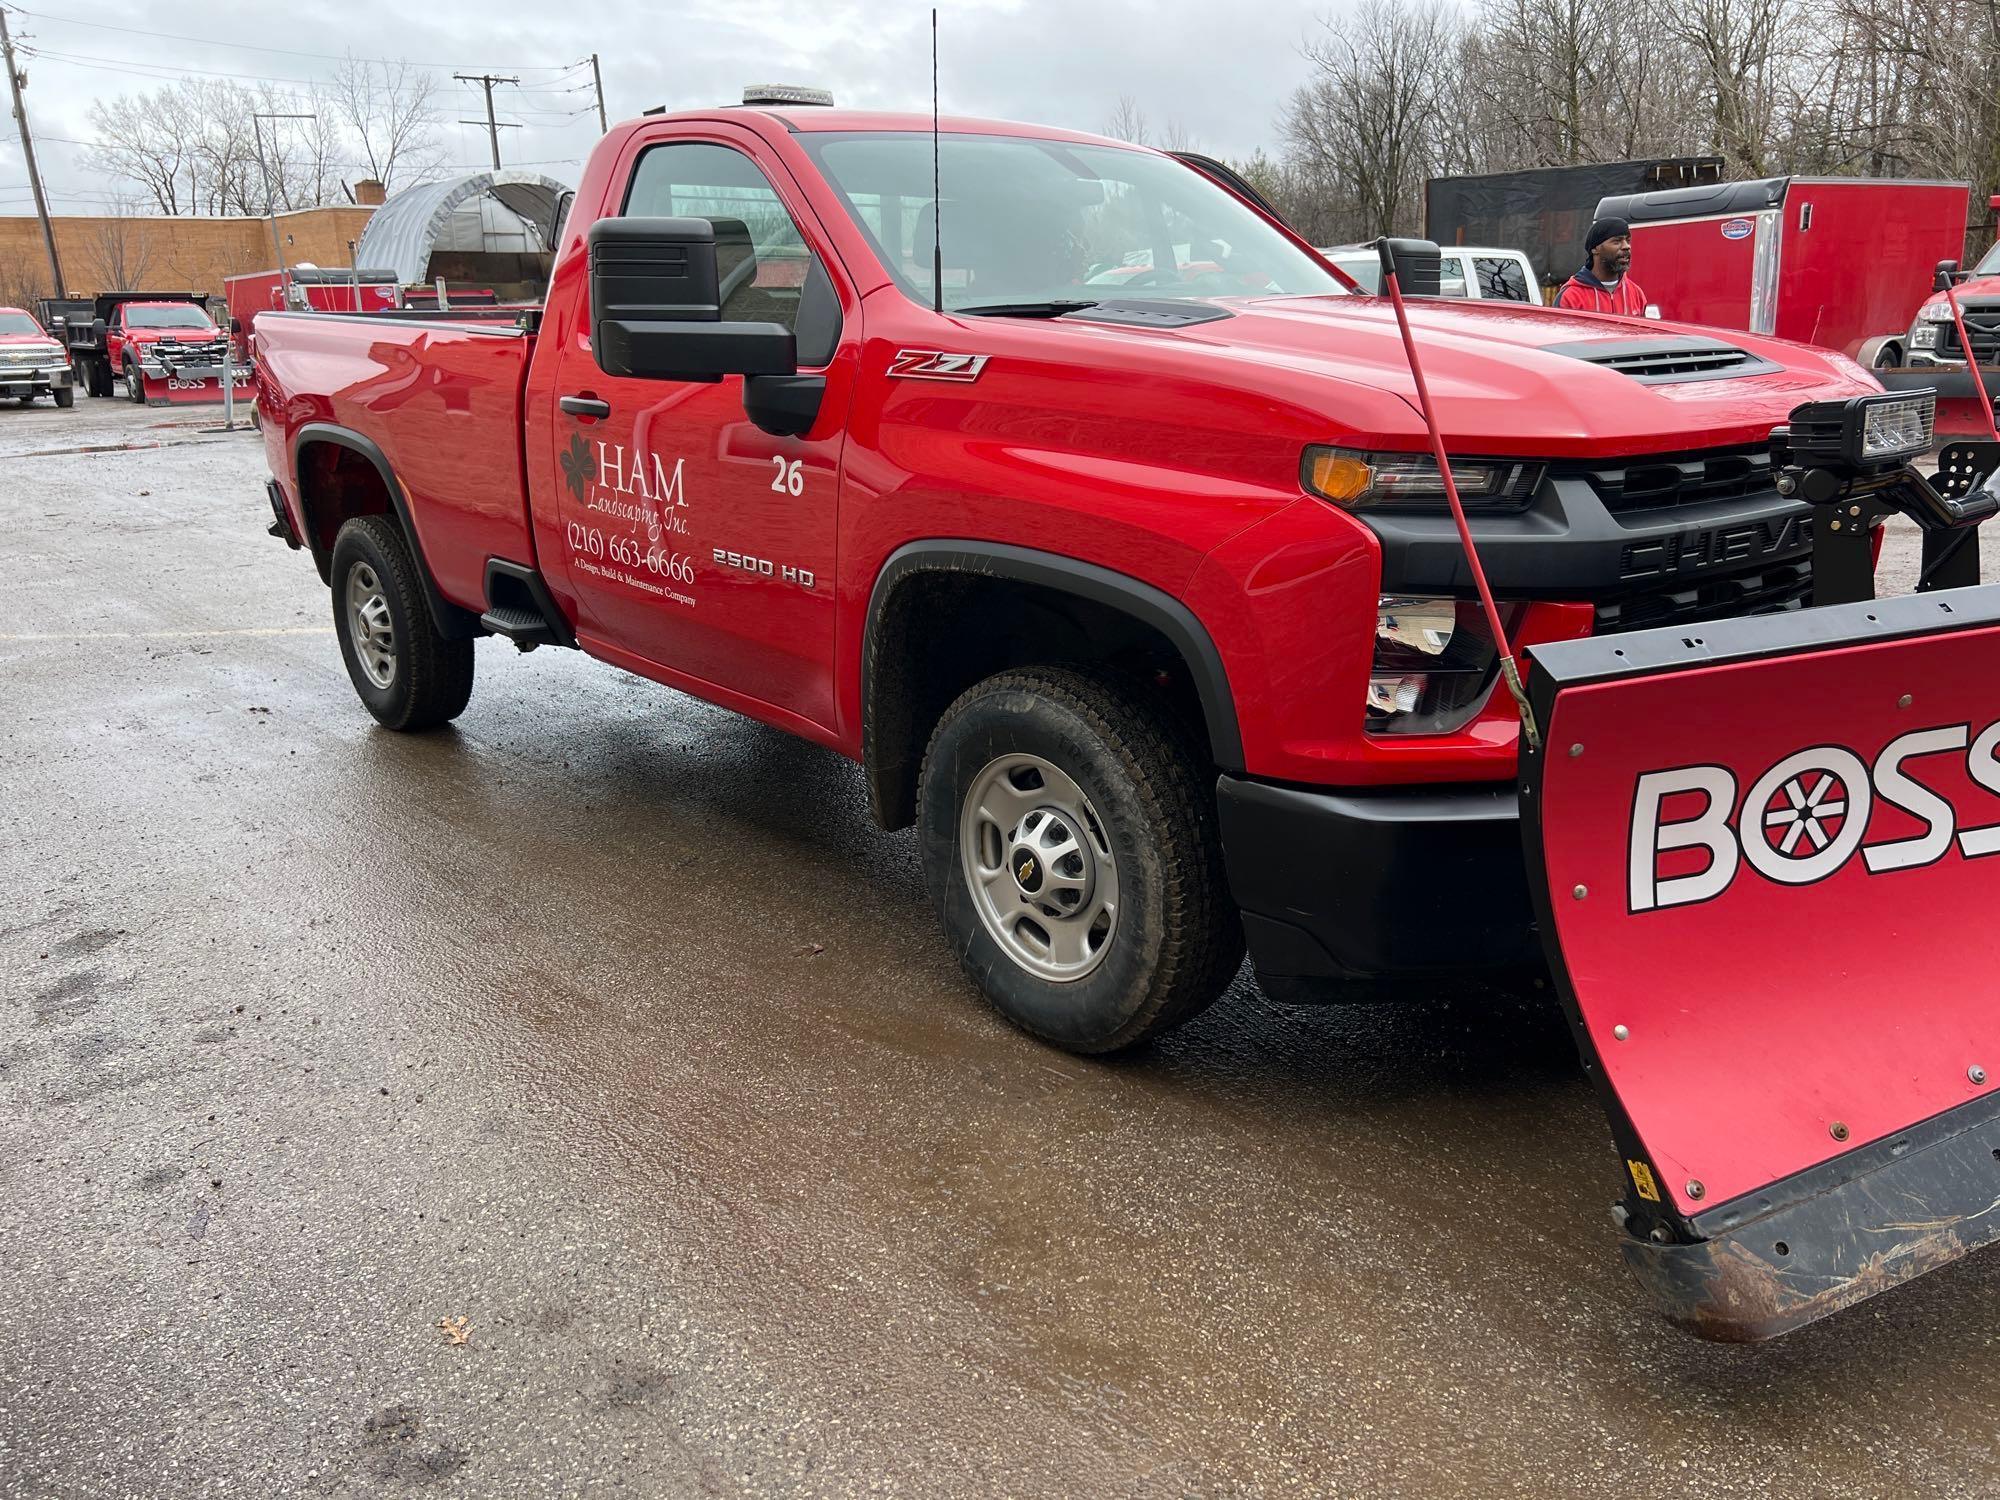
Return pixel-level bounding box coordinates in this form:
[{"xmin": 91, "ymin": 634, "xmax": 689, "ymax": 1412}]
[
  {"xmin": 1438, "ymin": 254, "xmax": 1469, "ymax": 298},
  {"xmin": 622, "ymin": 141, "xmax": 841, "ymax": 363},
  {"xmin": 1475, "ymin": 256, "xmax": 1532, "ymax": 303}
]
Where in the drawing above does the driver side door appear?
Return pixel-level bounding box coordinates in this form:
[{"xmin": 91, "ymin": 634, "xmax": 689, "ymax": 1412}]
[{"xmin": 547, "ymin": 128, "xmax": 854, "ymax": 733}]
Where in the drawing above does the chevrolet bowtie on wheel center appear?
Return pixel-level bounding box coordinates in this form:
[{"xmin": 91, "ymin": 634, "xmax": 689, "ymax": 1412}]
[{"xmin": 253, "ymin": 103, "xmax": 2000, "ymax": 1339}]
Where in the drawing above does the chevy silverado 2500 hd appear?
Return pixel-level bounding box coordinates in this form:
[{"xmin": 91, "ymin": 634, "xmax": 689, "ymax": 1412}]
[{"xmin": 255, "ymin": 105, "xmax": 1879, "ymax": 1054}]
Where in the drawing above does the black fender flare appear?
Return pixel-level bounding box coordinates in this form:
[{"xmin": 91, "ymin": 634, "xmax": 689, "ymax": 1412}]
[
  {"xmin": 862, "ymin": 540, "xmax": 1244, "ymax": 826},
  {"xmin": 292, "ymin": 422, "xmax": 481, "ymax": 640}
]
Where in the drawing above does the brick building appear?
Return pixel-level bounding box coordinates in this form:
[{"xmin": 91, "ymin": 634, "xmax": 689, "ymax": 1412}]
[{"xmin": 0, "ymin": 184, "xmax": 385, "ymax": 307}]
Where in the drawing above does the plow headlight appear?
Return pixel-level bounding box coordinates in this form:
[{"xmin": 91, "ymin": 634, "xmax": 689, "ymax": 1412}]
[
  {"xmin": 1367, "ymin": 596, "xmax": 1512, "ymax": 734},
  {"xmin": 1303, "ymin": 447, "xmax": 1540, "ymax": 511},
  {"xmin": 1778, "ymin": 391, "xmax": 1936, "ymax": 474}
]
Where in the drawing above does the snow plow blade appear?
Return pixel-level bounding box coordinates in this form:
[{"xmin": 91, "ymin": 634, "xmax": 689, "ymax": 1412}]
[{"xmin": 1521, "ymin": 586, "xmax": 2000, "ymax": 1341}]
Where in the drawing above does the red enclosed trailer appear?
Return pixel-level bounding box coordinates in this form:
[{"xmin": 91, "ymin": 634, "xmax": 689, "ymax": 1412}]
[{"xmin": 1591, "ymin": 176, "xmax": 1969, "ymax": 364}]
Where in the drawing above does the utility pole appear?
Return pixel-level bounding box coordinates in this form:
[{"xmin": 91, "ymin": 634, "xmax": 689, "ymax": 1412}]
[
  {"xmin": 251, "ymin": 111, "xmax": 315, "ymax": 275},
  {"xmin": 0, "ymin": 6, "xmax": 63, "ymax": 295},
  {"xmin": 454, "ymin": 73, "xmax": 520, "ymax": 170},
  {"xmin": 589, "ymin": 54, "xmax": 607, "ymax": 132}
]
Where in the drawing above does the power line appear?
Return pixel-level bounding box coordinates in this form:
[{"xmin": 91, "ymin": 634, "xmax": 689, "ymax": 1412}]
[
  {"xmin": 17, "ymin": 42, "xmax": 596, "ymax": 95},
  {"xmin": 4, "ymin": 5, "xmax": 587, "ymax": 73}
]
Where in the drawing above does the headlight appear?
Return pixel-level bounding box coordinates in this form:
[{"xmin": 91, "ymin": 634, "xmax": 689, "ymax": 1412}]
[
  {"xmin": 1910, "ymin": 324, "xmax": 1939, "ymax": 350},
  {"xmin": 1918, "ymin": 303, "xmax": 1954, "ymax": 323},
  {"xmin": 1367, "ymin": 596, "xmax": 1512, "ymax": 734},
  {"xmin": 1303, "ymin": 447, "xmax": 1541, "ymax": 512}
]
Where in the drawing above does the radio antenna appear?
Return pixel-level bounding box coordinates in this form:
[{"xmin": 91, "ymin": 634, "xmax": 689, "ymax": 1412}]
[{"xmin": 931, "ymin": 8, "xmax": 943, "ymax": 314}]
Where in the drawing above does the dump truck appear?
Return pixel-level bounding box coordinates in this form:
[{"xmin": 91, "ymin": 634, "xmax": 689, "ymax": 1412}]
[{"xmin": 249, "ymin": 99, "xmax": 2000, "ymax": 1340}]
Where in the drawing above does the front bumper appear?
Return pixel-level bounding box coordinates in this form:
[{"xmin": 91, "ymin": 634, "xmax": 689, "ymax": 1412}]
[
  {"xmin": 0, "ymin": 364, "xmax": 72, "ymax": 395},
  {"xmin": 1216, "ymin": 774, "xmax": 1538, "ymax": 986}
]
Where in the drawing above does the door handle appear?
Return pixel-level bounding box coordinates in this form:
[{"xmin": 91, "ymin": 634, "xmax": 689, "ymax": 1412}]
[{"xmin": 559, "ymin": 394, "xmax": 611, "ymax": 418}]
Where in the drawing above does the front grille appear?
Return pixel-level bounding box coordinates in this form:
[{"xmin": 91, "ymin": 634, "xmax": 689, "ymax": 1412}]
[
  {"xmin": 1596, "ymin": 557, "xmax": 1813, "ymax": 634},
  {"xmin": 1554, "ymin": 444, "xmax": 1778, "ymax": 513},
  {"xmin": 1539, "ymin": 336, "xmax": 1781, "ymax": 384},
  {"xmin": 1934, "ymin": 302, "xmax": 2000, "ymax": 362}
]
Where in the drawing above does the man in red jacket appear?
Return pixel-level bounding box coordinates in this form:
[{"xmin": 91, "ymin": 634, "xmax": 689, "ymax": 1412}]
[{"xmin": 1555, "ymin": 218, "xmax": 1651, "ymax": 316}]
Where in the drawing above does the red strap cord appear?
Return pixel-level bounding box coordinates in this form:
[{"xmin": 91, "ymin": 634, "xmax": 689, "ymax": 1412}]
[
  {"xmin": 1380, "ymin": 262, "xmax": 1542, "ymax": 749},
  {"xmin": 1943, "ymin": 280, "xmax": 2000, "ymax": 444}
]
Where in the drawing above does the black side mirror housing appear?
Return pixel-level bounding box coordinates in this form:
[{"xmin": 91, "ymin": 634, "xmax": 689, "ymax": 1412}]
[
  {"xmin": 1935, "ymin": 259, "xmax": 1963, "ymax": 293},
  {"xmin": 588, "ymin": 216, "xmax": 796, "ymax": 383},
  {"xmin": 230, "ymin": 316, "xmax": 243, "ymax": 334},
  {"xmin": 1375, "ymin": 237, "xmax": 1442, "ymax": 297}
]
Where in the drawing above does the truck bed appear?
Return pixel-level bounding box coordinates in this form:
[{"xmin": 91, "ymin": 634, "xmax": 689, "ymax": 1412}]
[{"xmin": 258, "ymin": 310, "xmax": 537, "ymax": 613}]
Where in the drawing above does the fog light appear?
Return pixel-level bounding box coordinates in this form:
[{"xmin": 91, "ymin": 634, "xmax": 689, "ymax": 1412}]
[{"xmin": 1910, "ymin": 324, "xmax": 1938, "ymax": 350}]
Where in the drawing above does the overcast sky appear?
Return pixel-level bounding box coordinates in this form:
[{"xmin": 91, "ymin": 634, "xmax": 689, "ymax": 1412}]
[{"xmin": 0, "ymin": 1, "xmax": 1339, "ymax": 216}]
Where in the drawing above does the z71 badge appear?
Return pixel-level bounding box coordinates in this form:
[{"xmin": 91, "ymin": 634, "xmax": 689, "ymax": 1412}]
[{"xmin": 888, "ymin": 350, "xmax": 989, "ymax": 382}]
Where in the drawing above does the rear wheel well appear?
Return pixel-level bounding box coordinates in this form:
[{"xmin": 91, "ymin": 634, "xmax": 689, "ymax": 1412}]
[
  {"xmin": 293, "ymin": 430, "xmax": 480, "ymax": 639},
  {"xmin": 865, "ymin": 567, "xmax": 1222, "ymax": 831},
  {"xmin": 297, "ymin": 439, "xmax": 394, "ymax": 584}
]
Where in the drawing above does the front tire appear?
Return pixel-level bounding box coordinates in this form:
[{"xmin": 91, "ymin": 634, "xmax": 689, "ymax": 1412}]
[
  {"xmin": 918, "ymin": 667, "xmax": 1243, "ymax": 1054},
  {"xmin": 124, "ymin": 358, "xmax": 144, "ymax": 404},
  {"xmin": 53, "ymin": 387, "xmax": 73, "ymax": 409},
  {"xmin": 329, "ymin": 515, "xmax": 474, "ymax": 730}
]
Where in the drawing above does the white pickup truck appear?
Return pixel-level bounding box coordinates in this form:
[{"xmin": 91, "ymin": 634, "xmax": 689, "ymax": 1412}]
[{"xmin": 1321, "ymin": 243, "xmax": 1541, "ymax": 303}]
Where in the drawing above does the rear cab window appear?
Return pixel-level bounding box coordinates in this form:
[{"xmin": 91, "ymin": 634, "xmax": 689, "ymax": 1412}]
[{"xmin": 1474, "ymin": 256, "xmax": 1533, "ymax": 303}]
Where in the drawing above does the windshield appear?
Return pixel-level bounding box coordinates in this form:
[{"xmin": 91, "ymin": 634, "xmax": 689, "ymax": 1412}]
[
  {"xmin": 1976, "ymin": 244, "xmax": 2000, "ymax": 277},
  {"xmin": 798, "ymin": 131, "xmax": 1345, "ymax": 312},
  {"xmin": 0, "ymin": 311, "xmax": 44, "ymax": 336},
  {"xmin": 125, "ymin": 305, "xmax": 213, "ymax": 330}
]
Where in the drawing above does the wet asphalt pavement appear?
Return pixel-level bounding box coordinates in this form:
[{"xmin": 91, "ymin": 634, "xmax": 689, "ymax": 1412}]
[{"xmin": 4, "ymin": 394, "xmax": 1999, "ymax": 1500}]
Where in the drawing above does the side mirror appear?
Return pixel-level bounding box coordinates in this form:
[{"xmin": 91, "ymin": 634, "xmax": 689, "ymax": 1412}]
[
  {"xmin": 230, "ymin": 316, "xmax": 242, "ymax": 334},
  {"xmin": 1374, "ymin": 237, "xmax": 1442, "ymax": 297},
  {"xmin": 1935, "ymin": 260, "xmax": 1962, "ymax": 293},
  {"xmin": 588, "ymin": 216, "xmax": 796, "ymax": 382}
]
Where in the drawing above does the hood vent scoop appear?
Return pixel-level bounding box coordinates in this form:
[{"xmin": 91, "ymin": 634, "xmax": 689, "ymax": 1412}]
[
  {"xmin": 1063, "ymin": 299, "xmax": 1234, "ymax": 329},
  {"xmin": 1539, "ymin": 336, "xmax": 1779, "ymax": 384}
]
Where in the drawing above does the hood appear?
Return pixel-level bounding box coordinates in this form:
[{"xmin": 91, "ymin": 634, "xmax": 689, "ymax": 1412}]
[
  {"xmin": 1037, "ymin": 294, "xmax": 1879, "ymax": 458},
  {"xmin": 0, "ymin": 332, "xmax": 59, "ymax": 349}
]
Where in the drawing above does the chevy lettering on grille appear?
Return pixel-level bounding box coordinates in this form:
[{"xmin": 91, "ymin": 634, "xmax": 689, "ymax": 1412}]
[{"xmin": 1619, "ymin": 514, "xmax": 1810, "ymax": 581}]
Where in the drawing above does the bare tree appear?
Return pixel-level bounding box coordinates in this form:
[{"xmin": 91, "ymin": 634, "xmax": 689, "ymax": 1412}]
[
  {"xmin": 330, "ymin": 56, "xmax": 444, "ymax": 192},
  {"xmin": 1281, "ymin": 1, "xmax": 1459, "ymax": 240},
  {"xmin": 87, "ymin": 199, "xmax": 155, "ymax": 290},
  {"xmin": 1103, "ymin": 94, "xmax": 1151, "ymax": 146}
]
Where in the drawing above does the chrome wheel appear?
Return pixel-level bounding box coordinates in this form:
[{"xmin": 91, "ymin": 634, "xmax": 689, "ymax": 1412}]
[
  {"xmin": 960, "ymin": 754, "xmax": 1119, "ymax": 982},
  {"xmin": 345, "ymin": 562, "xmax": 396, "ymax": 689}
]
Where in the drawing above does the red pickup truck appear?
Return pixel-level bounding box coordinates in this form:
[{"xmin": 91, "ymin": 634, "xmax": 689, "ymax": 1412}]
[{"xmin": 256, "ymin": 106, "xmax": 1878, "ymax": 1054}]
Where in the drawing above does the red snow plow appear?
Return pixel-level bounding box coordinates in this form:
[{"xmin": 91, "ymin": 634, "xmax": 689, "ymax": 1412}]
[
  {"xmin": 1524, "ymin": 412, "xmax": 2000, "ymax": 1340},
  {"xmin": 1376, "ymin": 237, "xmax": 2000, "ymax": 1340}
]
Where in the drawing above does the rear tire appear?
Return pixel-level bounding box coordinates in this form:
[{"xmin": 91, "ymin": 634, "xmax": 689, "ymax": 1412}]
[
  {"xmin": 88, "ymin": 361, "xmax": 112, "ymax": 398},
  {"xmin": 329, "ymin": 515, "xmax": 474, "ymax": 731},
  {"xmin": 918, "ymin": 667, "xmax": 1243, "ymax": 1054},
  {"xmin": 53, "ymin": 387, "xmax": 73, "ymax": 409}
]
